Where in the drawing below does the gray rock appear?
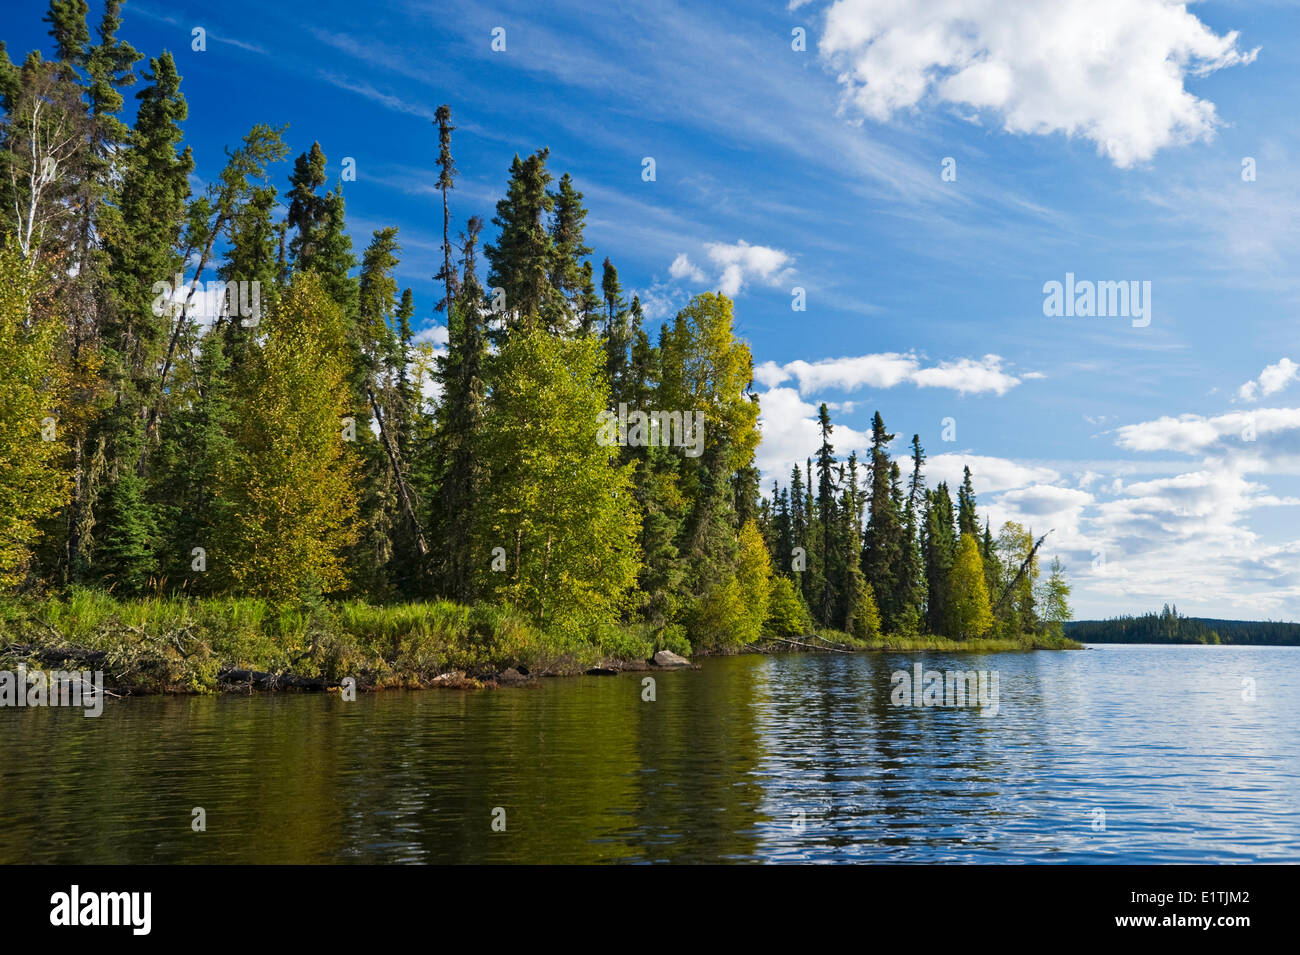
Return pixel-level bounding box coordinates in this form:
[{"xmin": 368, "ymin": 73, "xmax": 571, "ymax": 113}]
[{"xmin": 652, "ymin": 650, "xmax": 691, "ymax": 667}]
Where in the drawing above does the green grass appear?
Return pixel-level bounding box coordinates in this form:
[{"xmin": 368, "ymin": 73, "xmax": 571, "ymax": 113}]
[
  {"xmin": 0, "ymin": 587, "xmax": 655, "ymax": 694},
  {"xmin": 756, "ymin": 627, "xmax": 1082, "ymax": 653}
]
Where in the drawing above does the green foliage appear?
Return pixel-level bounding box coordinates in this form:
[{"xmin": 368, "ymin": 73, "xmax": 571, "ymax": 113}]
[
  {"xmin": 1067, "ymin": 603, "xmax": 1300, "ymax": 646},
  {"xmin": 845, "ymin": 575, "xmax": 882, "ymax": 642},
  {"xmin": 0, "ymin": 246, "xmax": 68, "ymax": 589},
  {"xmin": 473, "ymin": 329, "xmax": 641, "ymax": 637},
  {"xmin": 765, "ymin": 575, "xmax": 813, "ymax": 638},
  {"xmin": 214, "ymin": 273, "xmax": 360, "ymax": 602},
  {"xmin": 0, "ymin": 2, "xmax": 1080, "ymax": 667},
  {"xmin": 734, "ymin": 519, "xmax": 772, "ymax": 643},
  {"xmin": 653, "ymin": 624, "xmax": 692, "ymax": 657},
  {"xmin": 485, "ymin": 148, "xmax": 562, "ymax": 335},
  {"xmin": 949, "ymin": 534, "xmax": 994, "ymax": 639},
  {"xmin": 0, "ymin": 587, "xmax": 676, "ymax": 694},
  {"xmin": 862, "ymin": 412, "xmax": 904, "ymax": 631},
  {"xmin": 1036, "ymin": 556, "xmax": 1071, "ymax": 639}
]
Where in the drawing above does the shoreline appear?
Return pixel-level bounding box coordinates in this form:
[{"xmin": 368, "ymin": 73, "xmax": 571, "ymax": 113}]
[
  {"xmin": 0, "ymin": 591, "xmax": 1081, "ymax": 699},
  {"xmin": 0, "ymin": 627, "xmax": 1081, "ymax": 700}
]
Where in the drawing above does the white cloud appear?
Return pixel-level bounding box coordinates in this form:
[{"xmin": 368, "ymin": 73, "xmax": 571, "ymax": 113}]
[
  {"xmin": 781, "ymin": 353, "xmax": 918, "ymax": 391},
  {"xmin": 755, "ymin": 386, "xmax": 871, "ymax": 481},
  {"xmin": 927, "ymin": 452, "xmax": 1060, "ymax": 493},
  {"xmin": 668, "ymin": 241, "xmax": 794, "ymax": 297},
  {"xmin": 413, "ymin": 324, "xmax": 449, "ymax": 347},
  {"xmin": 989, "ymin": 484, "xmax": 1094, "ymax": 542},
  {"xmin": 669, "ymin": 253, "xmax": 706, "ymax": 283},
  {"xmin": 817, "ymin": 0, "xmax": 1258, "ymax": 167},
  {"xmin": 753, "ymin": 360, "xmax": 792, "ymax": 389},
  {"xmin": 1238, "ymin": 358, "xmax": 1299, "ymax": 402},
  {"xmin": 910, "ymin": 354, "xmax": 1023, "ymax": 396},
  {"xmin": 1114, "ymin": 407, "xmax": 1300, "ymax": 459},
  {"xmin": 759, "ymin": 351, "xmax": 1023, "ymax": 396}
]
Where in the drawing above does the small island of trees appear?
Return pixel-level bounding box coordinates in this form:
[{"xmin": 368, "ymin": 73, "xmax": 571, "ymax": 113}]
[{"xmin": 0, "ymin": 2, "xmax": 1076, "ymax": 694}]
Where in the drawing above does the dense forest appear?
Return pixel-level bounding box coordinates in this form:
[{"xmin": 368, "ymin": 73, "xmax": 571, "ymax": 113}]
[
  {"xmin": 0, "ymin": 1, "xmax": 1072, "ymax": 679},
  {"xmin": 1068, "ymin": 605, "xmax": 1300, "ymax": 646}
]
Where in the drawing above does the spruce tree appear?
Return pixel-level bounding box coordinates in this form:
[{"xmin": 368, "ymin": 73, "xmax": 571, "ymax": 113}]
[
  {"xmin": 862, "ymin": 411, "xmax": 903, "ymax": 633},
  {"xmin": 144, "ymin": 124, "xmax": 287, "ymax": 458},
  {"xmin": 922, "ymin": 483, "xmax": 957, "ymax": 636},
  {"xmin": 351, "ymin": 227, "xmax": 416, "ymax": 594},
  {"xmin": 548, "ymin": 172, "xmax": 592, "ymax": 332},
  {"xmin": 42, "ymin": 0, "xmax": 90, "ymax": 67},
  {"xmin": 150, "ymin": 324, "xmax": 235, "ymax": 592},
  {"xmin": 433, "ymin": 103, "xmax": 458, "ymax": 314},
  {"xmin": 958, "ymin": 465, "xmax": 979, "ymax": 537},
  {"xmin": 895, "ymin": 435, "xmax": 926, "ymax": 632},
  {"xmin": 601, "ymin": 257, "xmax": 630, "ymax": 403},
  {"xmin": 93, "ymin": 51, "xmax": 191, "ymax": 587},
  {"xmin": 814, "ymin": 403, "xmax": 840, "ymax": 624},
  {"xmin": 484, "ymin": 149, "xmax": 558, "ymax": 337},
  {"xmin": 789, "ymin": 463, "xmax": 807, "ymax": 599},
  {"xmin": 430, "ymin": 216, "xmax": 488, "ymax": 600},
  {"xmin": 286, "ymin": 142, "xmax": 326, "ymax": 268}
]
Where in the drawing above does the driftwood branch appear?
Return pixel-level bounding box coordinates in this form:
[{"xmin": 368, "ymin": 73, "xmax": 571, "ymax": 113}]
[
  {"xmin": 764, "ymin": 635, "xmax": 856, "ymax": 653},
  {"xmin": 217, "ymin": 668, "xmax": 339, "ymax": 691}
]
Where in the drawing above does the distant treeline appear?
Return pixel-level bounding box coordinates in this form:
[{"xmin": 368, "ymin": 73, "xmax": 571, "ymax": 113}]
[{"xmin": 1067, "ymin": 604, "xmax": 1300, "ymax": 646}]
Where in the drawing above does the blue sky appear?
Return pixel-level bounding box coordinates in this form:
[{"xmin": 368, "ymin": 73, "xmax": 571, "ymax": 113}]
[{"xmin": 10, "ymin": 0, "xmax": 1300, "ymax": 620}]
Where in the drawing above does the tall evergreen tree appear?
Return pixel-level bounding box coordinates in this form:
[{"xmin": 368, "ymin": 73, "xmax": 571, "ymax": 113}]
[
  {"xmin": 895, "ymin": 434, "xmax": 926, "ymax": 632},
  {"xmin": 958, "ymin": 464, "xmax": 979, "ymax": 538},
  {"xmin": 548, "ymin": 171, "xmax": 591, "ymax": 332},
  {"xmin": 351, "ymin": 226, "xmax": 423, "ymax": 594},
  {"xmin": 42, "ymin": 0, "xmax": 90, "ymax": 67},
  {"xmin": 601, "ymin": 257, "xmax": 630, "ymax": 403},
  {"xmin": 93, "ymin": 50, "xmax": 191, "ymax": 588},
  {"xmin": 814, "ymin": 403, "xmax": 840, "ymax": 624},
  {"xmin": 484, "ymin": 148, "xmax": 558, "ymax": 337},
  {"xmin": 430, "ymin": 215, "xmax": 488, "ymax": 600},
  {"xmin": 144, "ymin": 123, "xmax": 287, "ymax": 459},
  {"xmin": 922, "ymin": 482, "xmax": 957, "ymax": 636},
  {"xmin": 862, "ymin": 411, "xmax": 903, "ymax": 633},
  {"xmin": 433, "ymin": 103, "xmax": 458, "ymax": 314}
]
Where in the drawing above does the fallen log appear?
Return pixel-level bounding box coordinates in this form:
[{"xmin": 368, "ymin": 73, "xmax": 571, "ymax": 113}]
[
  {"xmin": 217, "ymin": 667, "xmax": 338, "ymax": 691},
  {"xmin": 1, "ymin": 642, "xmax": 109, "ymax": 665}
]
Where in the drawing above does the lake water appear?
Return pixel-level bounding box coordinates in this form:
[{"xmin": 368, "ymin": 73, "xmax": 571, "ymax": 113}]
[{"xmin": 2, "ymin": 645, "xmax": 1297, "ymax": 863}]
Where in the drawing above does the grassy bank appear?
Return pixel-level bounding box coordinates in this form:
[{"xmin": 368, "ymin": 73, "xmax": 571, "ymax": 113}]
[
  {"xmin": 0, "ymin": 588, "xmax": 661, "ymax": 694},
  {"xmin": 0, "ymin": 589, "xmax": 1080, "ymax": 696}
]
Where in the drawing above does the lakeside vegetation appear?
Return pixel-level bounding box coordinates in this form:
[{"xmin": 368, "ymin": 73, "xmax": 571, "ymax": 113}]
[
  {"xmin": 0, "ymin": 2, "xmax": 1077, "ymax": 694},
  {"xmin": 0, "ymin": 588, "xmax": 1077, "ymax": 696},
  {"xmin": 1068, "ymin": 604, "xmax": 1300, "ymax": 646}
]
